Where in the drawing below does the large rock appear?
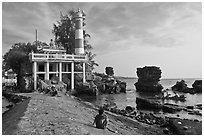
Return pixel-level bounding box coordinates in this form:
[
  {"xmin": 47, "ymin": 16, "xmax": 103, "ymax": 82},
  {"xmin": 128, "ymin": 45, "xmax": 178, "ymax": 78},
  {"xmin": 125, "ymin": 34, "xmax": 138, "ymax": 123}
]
[
  {"xmin": 136, "ymin": 97, "xmax": 183, "ymax": 113},
  {"xmin": 105, "ymin": 67, "xmax": 114, "ymax": 76},
  {"xmin": 136, "ymin": 97, "xmax": 162, "ymax": 110},
  {"xmin": 171, "ymin": 80, "xmax": 201, "ymax": 94},
  {"xmin": 74, "ymin": 82, "xmax": 98, "ymax": 96},
  {"xmin": 171, "ymin": 80, "xmax": 188, "ymax": 92},
  {"xmin": 94, "ymin": 71, "xmax": 127, "ymax": 94},
  {"xmin": 135, "ymin": 66, "xmax": 163, "ymax": 92},
  {"xmin": 192, "ymin": 80, "xmax": 202, "ymax": 93}
]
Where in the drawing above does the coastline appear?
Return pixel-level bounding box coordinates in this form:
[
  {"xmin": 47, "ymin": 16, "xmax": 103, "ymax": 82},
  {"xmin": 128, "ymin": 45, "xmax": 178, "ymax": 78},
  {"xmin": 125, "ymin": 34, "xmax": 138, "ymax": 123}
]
[{"xmin": 2, "ymin": 91, "xmax": 165, "ymax": 135}]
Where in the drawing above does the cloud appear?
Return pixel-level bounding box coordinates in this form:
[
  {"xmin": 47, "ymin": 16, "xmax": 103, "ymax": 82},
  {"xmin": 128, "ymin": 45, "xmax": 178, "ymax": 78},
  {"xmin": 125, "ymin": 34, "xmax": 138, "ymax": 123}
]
[
  {"xmin": 85, "ymin": 2, "xmax": 201, "ymax": 54},
  {"xmin": 84, "ymin": 3, "xmax": 174, "ymax": 53},
  {"xmin": 2, "ymin": 2, "xmax": 55, "ymax": 52},
  {"xmin": 142, "ymin": 2, "xmax": 202, "ymax": 47},
  {"xmin": 2, "ymin": 2, "xmax": 202, "ymax": 78},
  {"xmin": 2, "ymin": 2, "xmax": 201, "ymax": 54}
]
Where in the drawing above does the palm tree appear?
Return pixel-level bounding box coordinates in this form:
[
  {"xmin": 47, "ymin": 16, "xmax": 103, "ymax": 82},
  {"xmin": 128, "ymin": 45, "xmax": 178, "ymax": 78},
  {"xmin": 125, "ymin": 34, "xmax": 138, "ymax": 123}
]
[{"xmin": 86, "ymin": 52, "xmax": 99, "ymax": 72}]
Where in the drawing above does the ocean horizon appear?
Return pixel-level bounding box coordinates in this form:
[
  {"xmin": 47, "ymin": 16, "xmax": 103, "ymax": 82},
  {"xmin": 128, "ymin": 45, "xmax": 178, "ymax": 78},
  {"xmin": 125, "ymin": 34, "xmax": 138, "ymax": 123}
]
[{"xmin": 115, "ymin": 76, "xmax": 202, "ymax": 80}]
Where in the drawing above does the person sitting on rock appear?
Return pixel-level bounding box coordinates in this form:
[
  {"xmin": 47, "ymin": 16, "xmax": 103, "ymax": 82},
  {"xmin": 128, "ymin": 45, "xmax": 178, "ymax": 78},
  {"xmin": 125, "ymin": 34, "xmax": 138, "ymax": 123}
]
[{"xmin": 93, "ymin": 108, "xmax": 108, "ymax": 129}]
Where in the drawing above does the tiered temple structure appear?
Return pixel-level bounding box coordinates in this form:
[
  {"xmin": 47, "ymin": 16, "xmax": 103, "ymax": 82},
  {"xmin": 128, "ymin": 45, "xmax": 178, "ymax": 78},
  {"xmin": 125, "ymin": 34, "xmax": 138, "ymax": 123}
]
[{"xmin": 29, "ymin": 8, "xmax": 87, "ymax": 90}]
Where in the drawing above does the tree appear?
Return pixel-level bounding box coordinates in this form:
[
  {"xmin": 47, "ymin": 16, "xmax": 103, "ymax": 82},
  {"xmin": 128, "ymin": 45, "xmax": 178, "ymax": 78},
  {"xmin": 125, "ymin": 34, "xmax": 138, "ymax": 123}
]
[
  {"xmin": 86, "ymin": 52, "xmax": 99, "ymax": 72},
  {"xmin": 3, "ymin": 42, "xmax": 39, "ymax": 89},
  {"xmin": 52, "ymin": 10, "xmax": 98, "ymax": 72},
  {"xmin": 52, "ymin": 11, "xmax": 75, "ymax": 54}
]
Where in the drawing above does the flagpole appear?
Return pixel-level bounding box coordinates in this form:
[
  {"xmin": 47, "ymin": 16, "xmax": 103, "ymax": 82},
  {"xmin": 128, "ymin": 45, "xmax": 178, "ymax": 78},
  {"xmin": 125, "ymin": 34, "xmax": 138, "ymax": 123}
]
[{"xmin": 36, "ymin": 29, "xmax": 38, "ymax": 47}]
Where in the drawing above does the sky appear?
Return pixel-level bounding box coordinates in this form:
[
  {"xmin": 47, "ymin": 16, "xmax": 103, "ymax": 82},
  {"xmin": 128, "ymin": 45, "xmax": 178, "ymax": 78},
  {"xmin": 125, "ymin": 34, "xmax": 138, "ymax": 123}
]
[{"xmin": 2, "ymin": 2, "xmax": 202, "ymax": 78}]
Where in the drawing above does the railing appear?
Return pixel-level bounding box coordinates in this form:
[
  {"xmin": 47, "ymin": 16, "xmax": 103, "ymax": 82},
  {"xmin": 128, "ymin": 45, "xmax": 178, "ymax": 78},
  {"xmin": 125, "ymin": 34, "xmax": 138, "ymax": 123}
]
[{"xmin": 30, "ymin": 52, "xmax": 87, "ymax": 62}]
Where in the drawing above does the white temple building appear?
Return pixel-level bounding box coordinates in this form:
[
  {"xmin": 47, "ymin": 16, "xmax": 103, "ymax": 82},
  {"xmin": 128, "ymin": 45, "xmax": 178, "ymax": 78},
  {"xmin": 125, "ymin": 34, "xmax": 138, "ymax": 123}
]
[{"xmin": 29, "ymin": 8, "xmax": 87, "ymax": 90}]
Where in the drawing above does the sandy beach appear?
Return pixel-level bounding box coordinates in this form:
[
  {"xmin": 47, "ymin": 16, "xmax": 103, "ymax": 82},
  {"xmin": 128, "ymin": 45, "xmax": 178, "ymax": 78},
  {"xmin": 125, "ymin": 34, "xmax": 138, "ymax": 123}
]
[{"xmin": 2, "ymin": 91, "xmax": 165, "ymax": 135}]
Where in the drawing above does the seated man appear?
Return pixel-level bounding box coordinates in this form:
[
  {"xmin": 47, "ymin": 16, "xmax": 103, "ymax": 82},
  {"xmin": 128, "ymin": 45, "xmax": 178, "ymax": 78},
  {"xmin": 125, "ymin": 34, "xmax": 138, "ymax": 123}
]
[{"xmin": 93, "ymin": 108, "xmax": 108, "ymax": 129}]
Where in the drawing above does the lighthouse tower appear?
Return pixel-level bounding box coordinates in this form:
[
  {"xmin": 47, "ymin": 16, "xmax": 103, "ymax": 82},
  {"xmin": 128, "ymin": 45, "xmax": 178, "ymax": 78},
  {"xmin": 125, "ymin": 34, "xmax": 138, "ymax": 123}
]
[{"xmin": 73, "ymin": 8, "xmax": 85, "ymax": 54}]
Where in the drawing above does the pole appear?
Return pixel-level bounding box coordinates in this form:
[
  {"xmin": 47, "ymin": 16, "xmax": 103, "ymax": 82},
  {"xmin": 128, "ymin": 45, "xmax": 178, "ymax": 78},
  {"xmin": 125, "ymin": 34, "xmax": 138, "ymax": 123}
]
[
  {"xmin": 36, "ymin": 29, "xmax": 38, "ymax": 47},
  {"xmin": 83, "ymin": 62, "xmax": 86, "ymax": 83},
  {"xmin": 46, "ymin": 62, "xmax": 49, "ymax": 80},
  {"xmin": 59, "ymin": 62, "xmax": 62, "ymax": 81},
  {"xmin": 33, "ymin": 62, "xmax": 37, "ymax": 90},
  {"xmin": 71, "ymin": 62, "xmax": 74, "ymax": 89}
]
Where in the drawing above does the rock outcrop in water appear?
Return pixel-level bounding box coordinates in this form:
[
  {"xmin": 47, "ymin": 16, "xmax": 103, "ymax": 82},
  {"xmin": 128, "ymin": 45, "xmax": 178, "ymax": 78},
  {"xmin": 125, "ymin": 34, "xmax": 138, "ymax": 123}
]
[
  {"xmin": 136, "ymin": 97, "xmax": 202, "ymax": 115},
  {"xmin": 94, "ymin": 73, "xmax": 127, "ymax": 94},
  {"xmin": 134, "ymin": 66, "xmax": 163, "ymax": 92},
  {"xmin": 105, "ymin": 67, "xmax": 114, "ymax": 76},
  {"xmin": 72, "ymin": 67, "xmax": 126, "ymax": 96},
  {"xmin": 74, "ymin": 81, "xmax": 99, "ymax": 96},
  {"xmin": 192, "ymin": 80, "xmax": 202, "ymax": 93},
  {"xmin": 171, "ymin": 80, "xmax": 202, "ymax": 94},
  {"xmin": 171, "ymin": 80, "xmax": 189, "ymax": 92},
  {"xmin": 93, "ymin": 67, "xmax": 126, "ymax": 94}
]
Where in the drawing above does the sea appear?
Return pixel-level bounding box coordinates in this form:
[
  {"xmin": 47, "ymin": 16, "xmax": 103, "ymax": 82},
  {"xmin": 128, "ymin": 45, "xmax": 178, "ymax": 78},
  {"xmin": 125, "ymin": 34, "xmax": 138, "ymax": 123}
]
[{"xmin": 80, "ymin": 78, "xmax": 202, "ymax": 121}]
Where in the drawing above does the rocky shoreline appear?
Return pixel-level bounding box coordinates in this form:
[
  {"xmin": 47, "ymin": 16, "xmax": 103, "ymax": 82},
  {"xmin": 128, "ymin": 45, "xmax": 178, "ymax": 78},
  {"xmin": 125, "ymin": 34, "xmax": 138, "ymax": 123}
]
[
  {"xmin": 2, "ymin": 91, "xmax": 202, "ymax": 135},
  {"xmin": 100, "ymin": 98, "xmax": 202, "ymax": 135},
  {"xmin": 2, "ymin": 91, "xmax": 166, "ymax": 135}
]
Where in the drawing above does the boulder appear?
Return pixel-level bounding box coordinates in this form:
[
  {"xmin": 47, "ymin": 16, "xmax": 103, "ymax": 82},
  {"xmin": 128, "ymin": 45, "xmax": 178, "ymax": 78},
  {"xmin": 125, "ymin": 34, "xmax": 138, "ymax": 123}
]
[
  {"xmin": 162, "ymin": 104, "xmax": 182, "ymax": 113},
  {"xmin": 74, "ymin": 82, "xmax": 98, "ymax": 96},
  {"xmin": 136, "ymin": 97, "xmax": 183, "ymax": 113},
  {"xmin": 186, "ymin": 106, "xmax": 194, "ymax": 109},
  {"xmin": 105, "ymin": 67, "xmax": 114, "ymax": 76},
  {"xmin": 115, "ymin": 80, "xmax": 126, "ymax": 93},
  {"xmin": 94, "ymin": 72, "xmax": 126, "ymax": 94},
  {"xmin": 171, "ymin": 80, "xmax": 199, "ymax": 94},
  {"xmin": 135, "ymin": 66, "xmax": 163, "ymax": 92},
  {"xmin": 195, "ymin": 104, "xmax": 202, "ymax": 110},
  {"xmin": 136, "ymin": 97, "xmax": 162, "ymax": 110},
  {"xmin": 125, "ymin": 106, "xmax": 135, "ymax": 113},
  {"xmin": 192, "ymin": 80, "xmax": 202, "ymax": 93},
  {"xmin": 171, "ymin": 80, "xmax": 188, "ymax": 92}
]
